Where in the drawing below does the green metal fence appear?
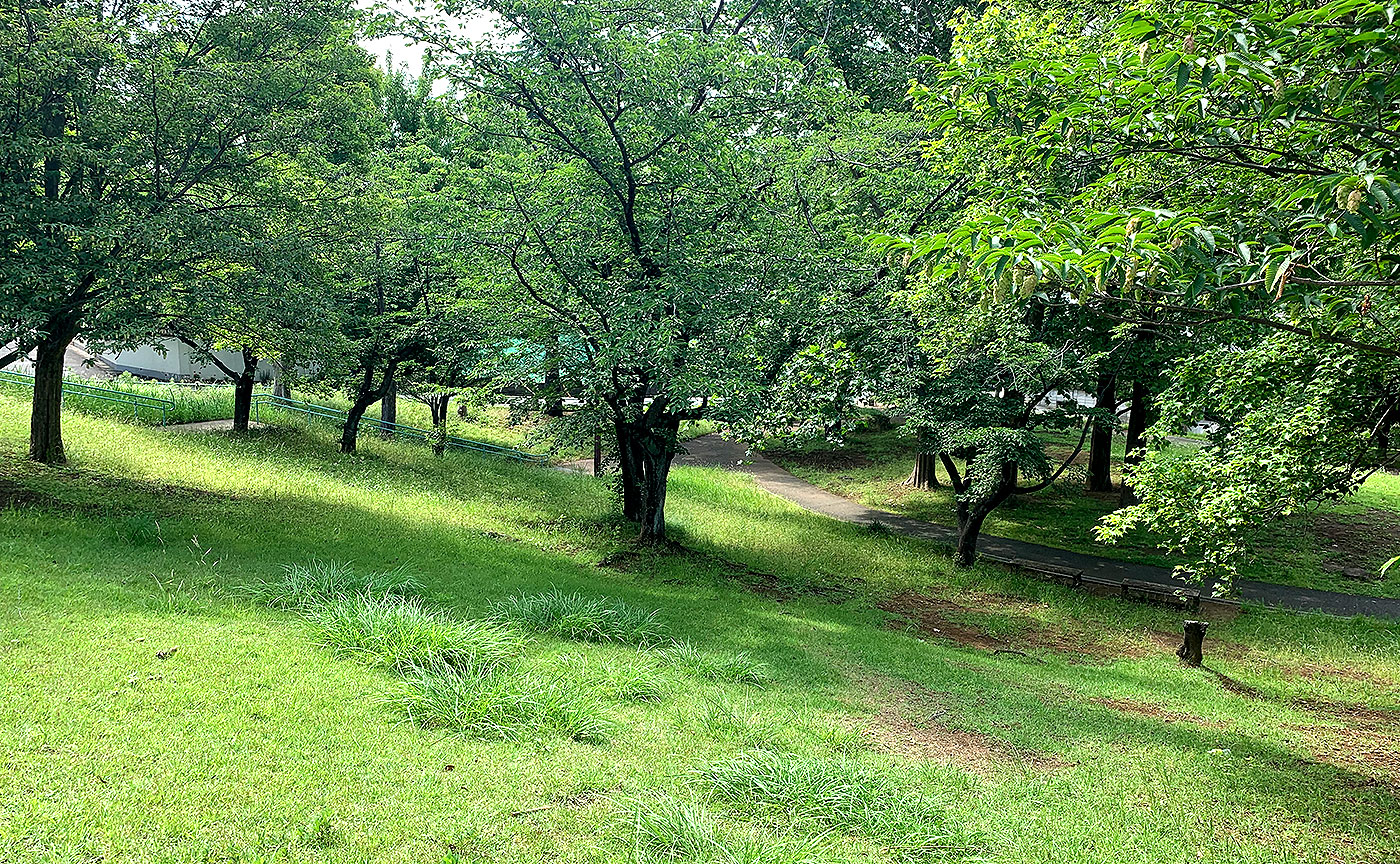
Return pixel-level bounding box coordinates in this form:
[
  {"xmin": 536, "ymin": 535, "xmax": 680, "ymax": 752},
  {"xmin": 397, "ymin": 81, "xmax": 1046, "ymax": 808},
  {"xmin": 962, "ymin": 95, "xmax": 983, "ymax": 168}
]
[
  {"xmin": 0, "ymin": 369, "xmax": 173, "ymax": 425},
  {"xmin": 251, "ymin": 394, "xmax": 550, "ymax": 466}
]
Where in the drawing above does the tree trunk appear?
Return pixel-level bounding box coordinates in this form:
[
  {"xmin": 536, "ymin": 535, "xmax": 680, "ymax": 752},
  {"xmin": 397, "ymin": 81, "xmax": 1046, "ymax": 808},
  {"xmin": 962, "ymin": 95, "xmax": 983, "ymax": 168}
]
[
  {"xmin": 1087, "ymin": 372, "xmax": 1116, "ymax": 492},
  {"xmin": 637, "ymin": 446, "xmax": 675, "ymax": 543},
  {"xmin": 954, "ymin": 504, "xmax": 990, "ymax": 567},
  {"xmin": 29, "ymin": 330, "xmax": 72, "ymax": 465},
  {"xmin": 428, "ymin": 393, "xmax": 450, "ymax": 457},
  {"xmin": 616, "ymin": 414, "xmax": 681, "ymax": 541},
  {"xmin": 231, "ymin": 349, "xmax": 258, "ymax": 432},
  {"xmin": 615, "ymin": 419, "xmax": 644, "ymax": 522},
  {"xmin": 379, "ymin": 377, "xmax": 396, "ymax": 439},
  {"xmin": 543, "ymin": 366, "xmax": 564, "ymax": 417},
  {"xmin": 1119, "ymin": 379, "xmax": 1151, "ymax": 505},
  {"xmin": 906, "ymin": 451, "xmax": 941, "ymax": 488},
  {"xmin": 340, "ymin": 361, "xmax": 397, "ymax": 454}
]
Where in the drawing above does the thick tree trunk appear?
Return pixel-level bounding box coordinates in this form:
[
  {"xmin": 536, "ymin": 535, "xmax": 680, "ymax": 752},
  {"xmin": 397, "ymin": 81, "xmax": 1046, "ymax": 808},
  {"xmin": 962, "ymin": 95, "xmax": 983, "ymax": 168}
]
[
  {"xmin": 1119, "ymin": 379, "xmax": 1151, "ymax": 505},
  {"xmin": 906, "ymin": 451, "xmax": 941, "ymax": 488},
  {"xmin": 1087, "ymin": 373, "xmax": 1116, "ymax": 492},
  {"xmin": 615, "ymin": 419, "xmax": 644, "ymax": 522},
  {"xmin": 637, "ymin": 447, "xmax": 675, "ymax": 543},
  {"xmin": 379, "ymin": 377, "xmax": 396, "ymax": 439},
  {"xmin": 615, "ymin": 414, "xmax": 681, "ymax": 542},
  {"xmin": 29, "ymin": 331, "xmax": 71, "ymax": 465},
  {"xmin": 231, "ymin": 349, "xmax": 258, "ymax": 432}
]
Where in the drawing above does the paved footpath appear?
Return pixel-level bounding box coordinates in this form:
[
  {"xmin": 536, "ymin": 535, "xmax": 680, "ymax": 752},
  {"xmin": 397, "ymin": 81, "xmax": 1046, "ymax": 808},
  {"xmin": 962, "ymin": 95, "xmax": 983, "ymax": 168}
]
[{"xmin": 675, "ymin": 435, "xmax": 1400, "ymax": 620}]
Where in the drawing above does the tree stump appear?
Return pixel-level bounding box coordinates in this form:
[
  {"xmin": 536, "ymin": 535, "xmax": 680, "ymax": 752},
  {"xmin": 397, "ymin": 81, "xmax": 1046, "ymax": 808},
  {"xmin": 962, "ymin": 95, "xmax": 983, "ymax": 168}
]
[
  {"xmin": 905, "ymin": 451, "xmax": 940, "ymax": 488},
  {"xmin": 1176, "ymin": 620, "xmax": 1209, "ymax": 667}
]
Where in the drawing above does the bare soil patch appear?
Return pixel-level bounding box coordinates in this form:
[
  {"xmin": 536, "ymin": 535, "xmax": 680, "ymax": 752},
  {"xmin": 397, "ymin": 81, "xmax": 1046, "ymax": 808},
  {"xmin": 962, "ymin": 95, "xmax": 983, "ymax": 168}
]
[
  {"xmin": 878, "ymin": 590, "xmax": 1197, "ymax": 662},
  {"xmin": 857, "ymin": 677, "xmax": 1067, "ymax": 774},
  {"xmin": 1311, "ymin": 510, "xmax": 1400, "ymax": 575},
  {"xmin": 1092, "ymin": 696, "xmax": 1218, "ymax": 727}
]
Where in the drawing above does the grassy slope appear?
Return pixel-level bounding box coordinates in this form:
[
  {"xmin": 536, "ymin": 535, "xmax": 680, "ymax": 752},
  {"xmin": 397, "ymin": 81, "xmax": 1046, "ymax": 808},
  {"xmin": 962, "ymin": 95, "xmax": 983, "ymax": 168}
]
[
  {"xmin": 1, "ymin": 391, "xmax": 1398, "ymax": 863},
  {"xmin": 768, "ymin": 428, "xmax": 1400, "ymax": 598}
]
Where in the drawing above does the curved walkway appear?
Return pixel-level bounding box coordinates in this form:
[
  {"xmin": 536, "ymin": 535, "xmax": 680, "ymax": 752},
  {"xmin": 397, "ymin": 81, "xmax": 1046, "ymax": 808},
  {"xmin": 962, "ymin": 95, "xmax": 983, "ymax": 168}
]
[{"xmin": 676, "ymin": 435, "xmax": 1400, "ymax": 619}]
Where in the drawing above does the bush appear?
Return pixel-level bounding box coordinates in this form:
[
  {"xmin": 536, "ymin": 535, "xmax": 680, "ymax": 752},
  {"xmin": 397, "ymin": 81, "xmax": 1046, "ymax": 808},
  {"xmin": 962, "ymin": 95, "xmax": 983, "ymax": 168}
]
[
  {"xmin": 307, "ymin": 594, "xmax": 525, "ymax": 674},
  {"xmin": 492, "ymin": 588, "xmax": 666, "ymax": 646}
]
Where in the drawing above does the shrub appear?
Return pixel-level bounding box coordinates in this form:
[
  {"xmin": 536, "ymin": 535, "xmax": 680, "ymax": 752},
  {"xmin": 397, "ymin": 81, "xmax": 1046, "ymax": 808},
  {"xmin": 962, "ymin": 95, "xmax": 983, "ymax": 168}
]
[
  {"xmin": 655, "ymin": 641, "xmax": 767, "ymax": 686},
  {"xmin": 243, "ymin": 560, "xmax": 421, "ymax": 611},
  {"xmin": 389, "ymin": 663, "xmax": 614, "ymax": 744},
  {"xmin": 308, "ymin": 594, "xmax": 525, "ymax": 674},
  {"xmin": 492, "ymin": 588, "xmax": 666, "ymax": 646}
]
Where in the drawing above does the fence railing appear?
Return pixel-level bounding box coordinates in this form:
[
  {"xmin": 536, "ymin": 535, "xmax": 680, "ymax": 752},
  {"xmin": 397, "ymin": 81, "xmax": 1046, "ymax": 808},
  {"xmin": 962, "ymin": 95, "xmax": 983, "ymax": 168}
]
[
  {"xmin": 251, "ymin": 394, "xmax": 550, "ymax": 466},
  {"xmin": 0, "ymin": 369, "xmax": 173, "ymax": 425}
]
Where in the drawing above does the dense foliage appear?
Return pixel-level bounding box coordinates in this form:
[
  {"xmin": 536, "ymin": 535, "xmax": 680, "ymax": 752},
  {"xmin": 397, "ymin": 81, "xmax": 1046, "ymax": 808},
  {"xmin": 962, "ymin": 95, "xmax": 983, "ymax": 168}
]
[{"xmin": 3, "ymin": 0, "xmax": 1395, "ymax": 574}]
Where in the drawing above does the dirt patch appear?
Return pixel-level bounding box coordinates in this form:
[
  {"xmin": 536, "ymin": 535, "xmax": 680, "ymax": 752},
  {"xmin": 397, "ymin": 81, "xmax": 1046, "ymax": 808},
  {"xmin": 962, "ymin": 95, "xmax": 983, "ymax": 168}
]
[
  {"xmin": 1092, "ymin": 696, "xmax": 1218, "ymax": 727},
  {"xmin": 878, "ymin": 590, "xmax": 1150, "ymax": 661},
  {"xmin": 1285, "ymin": 720, "xmax": 1400, "ymax": 789},
  {"xmin": 879, "ymin": 593, "xmax": 1008, "ymax": 651},
  {"xmin": 1294, "ymin": 697, "xmax": 1400, "ymax": 729},
  {"xmin": 858, "ymin": 678, "xmax": 1067, "ymax": 774},
  {"xmin": 1278, "ymin": 661, "xmax": 1397, "ymax": 689},
  {"xmin": 1311, "ymin": 510, "xmax": 1400, "ymax": 573}
]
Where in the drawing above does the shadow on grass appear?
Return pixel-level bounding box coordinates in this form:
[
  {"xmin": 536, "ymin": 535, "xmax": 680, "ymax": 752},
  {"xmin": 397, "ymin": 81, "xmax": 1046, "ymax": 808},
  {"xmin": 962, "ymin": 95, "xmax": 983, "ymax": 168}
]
[{"xmin": 1, "ymin": 418, "xmax": 1397, "ymax": 851}]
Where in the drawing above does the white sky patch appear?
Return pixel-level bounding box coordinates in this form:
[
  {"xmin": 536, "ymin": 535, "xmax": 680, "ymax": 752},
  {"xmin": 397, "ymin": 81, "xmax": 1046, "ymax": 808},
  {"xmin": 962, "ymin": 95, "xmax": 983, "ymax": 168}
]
[{"xmin": 359, "ymin": 1, "xmax": 497, "ymax": 73}]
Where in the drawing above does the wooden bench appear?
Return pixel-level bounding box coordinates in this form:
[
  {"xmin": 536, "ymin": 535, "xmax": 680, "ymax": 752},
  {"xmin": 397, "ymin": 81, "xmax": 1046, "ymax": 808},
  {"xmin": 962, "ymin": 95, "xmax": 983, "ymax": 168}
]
[{"xmin": 1121, "ymin": 578, "xmax": 1201, "ymax": 610}]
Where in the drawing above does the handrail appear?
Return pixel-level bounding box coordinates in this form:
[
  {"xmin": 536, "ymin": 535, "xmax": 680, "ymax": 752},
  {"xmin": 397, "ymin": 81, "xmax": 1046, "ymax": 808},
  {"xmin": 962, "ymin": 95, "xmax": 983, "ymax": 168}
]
[
  {"xmin": 0, "ymin": 369, "xmax": 173, "ymax": 425},
  {"xmin": 251, "ymin": 394, "xmax": 550, "ymax": 466}
]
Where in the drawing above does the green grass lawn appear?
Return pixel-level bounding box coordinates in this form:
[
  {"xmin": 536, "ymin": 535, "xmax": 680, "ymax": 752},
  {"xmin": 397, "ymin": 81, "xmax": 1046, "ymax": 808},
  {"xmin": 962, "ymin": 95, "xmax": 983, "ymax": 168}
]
[
  {"xmin": 766, "ymin": 428, "xmax": 1400, "ymax": 598},
  {"xmin": 2, "ymin": 391, "xmax": 1398, "ymax": 863}
]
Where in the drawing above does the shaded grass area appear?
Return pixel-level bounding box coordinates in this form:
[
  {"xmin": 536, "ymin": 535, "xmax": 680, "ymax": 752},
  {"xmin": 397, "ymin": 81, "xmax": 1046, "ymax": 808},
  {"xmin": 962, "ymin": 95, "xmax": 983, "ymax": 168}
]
[
  {"xmin": 0, "ymin": 391, "xmax": 1398, "ymax": 863},
  {"xmin": 767, "ymin": 427, "xmax": 1400, "ymax": 598}
]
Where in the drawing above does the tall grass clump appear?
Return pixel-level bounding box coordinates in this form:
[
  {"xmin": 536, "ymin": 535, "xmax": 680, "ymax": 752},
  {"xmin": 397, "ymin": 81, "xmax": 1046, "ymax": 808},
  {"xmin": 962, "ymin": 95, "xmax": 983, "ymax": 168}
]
[
  {"xmin": 389, "ymin": 663, "xmax": 614, "ymax": 744},
  {"xmin": 692, "ymin": 751, "xmax": 980, "ymax": 863},
  {"xmin": 307, "ymin": 594, "xmax": 526, "ymax": 673},
  {"xmin": 655, "ymin": 640, "xmax": 768, "ymax": 686},
  {"xmin": 492, "ymin": 588, "xmax": 666, "ymax": 646},
  {"xmin": 626, "ymin": 794, "xmax": 825, "ymax": 864},
  {"xmin": 243, "ymin": 560, "xmax": 421, "ymax": 611}
]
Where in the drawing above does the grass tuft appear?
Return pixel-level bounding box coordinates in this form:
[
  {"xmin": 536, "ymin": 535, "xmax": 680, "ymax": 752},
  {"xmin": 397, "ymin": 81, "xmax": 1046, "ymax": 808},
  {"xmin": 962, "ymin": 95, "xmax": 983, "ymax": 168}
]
[
  {"xmin": 389, "ymin": 662, "xmax": 614, "ymax": 744},
  {"xmin": 692, "ymin": 750, "xmax": 980, "ymax": 863},
  {"xmin": 626, "ymin": 793, "xmax": 823, "ymax": 864},
  {"xmin": 307, "ymin": 594, "xmax": 526, "ymax": 674},
  {"xmin": 244, "ymin": 560, "xmax": 422, "ymax": 611},
  {"xmin": 492, "ymin": 588, "xmax": 666, "ymax": 646},
  {"xmin": 656, "ymin": 640, "xmax": 768, "ymax": 686}
]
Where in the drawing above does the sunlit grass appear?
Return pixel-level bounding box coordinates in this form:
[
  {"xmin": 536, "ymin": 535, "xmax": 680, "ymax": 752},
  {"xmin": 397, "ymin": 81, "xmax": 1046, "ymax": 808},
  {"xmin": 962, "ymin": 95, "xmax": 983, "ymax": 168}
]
[{"xmin": 0, "ymin": 391, "xmax": 1397, "ymax": 863}]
